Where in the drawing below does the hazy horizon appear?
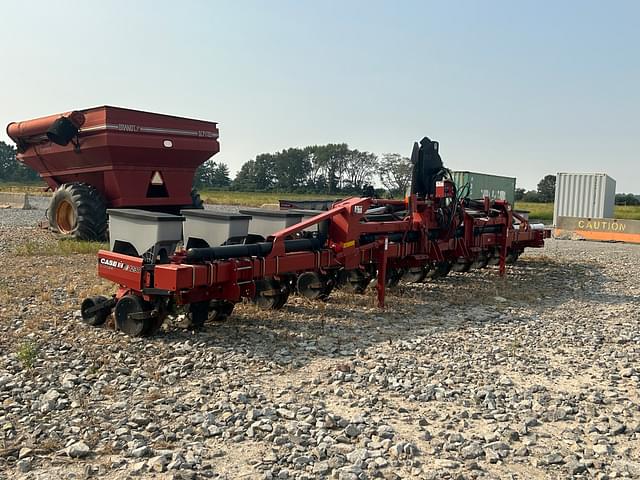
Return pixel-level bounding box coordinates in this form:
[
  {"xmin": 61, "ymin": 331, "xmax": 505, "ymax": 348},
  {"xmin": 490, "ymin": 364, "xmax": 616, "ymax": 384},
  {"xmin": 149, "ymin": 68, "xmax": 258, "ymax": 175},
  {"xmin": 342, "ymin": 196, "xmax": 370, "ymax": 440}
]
[{"xmin": 1, "ymin": 0, "xmax": 638, "ymax": 192}]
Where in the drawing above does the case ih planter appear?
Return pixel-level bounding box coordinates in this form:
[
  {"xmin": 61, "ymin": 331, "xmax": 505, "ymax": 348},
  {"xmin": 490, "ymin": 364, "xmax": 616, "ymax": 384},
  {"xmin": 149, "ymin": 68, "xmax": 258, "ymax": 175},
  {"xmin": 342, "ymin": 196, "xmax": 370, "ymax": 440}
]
[
  {"xmin": 80, "ymin": 136, "xmax": 550, "ymax": 337},
  {"xmin": 6, "ymin": 106, "xmax": 219, "ymax": 240}
]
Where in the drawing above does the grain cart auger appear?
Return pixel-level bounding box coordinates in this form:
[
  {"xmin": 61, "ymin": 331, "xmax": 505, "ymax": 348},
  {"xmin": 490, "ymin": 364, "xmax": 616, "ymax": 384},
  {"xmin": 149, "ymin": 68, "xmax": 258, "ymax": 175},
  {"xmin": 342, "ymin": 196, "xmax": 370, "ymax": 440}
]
[
  {"xmin": 6, "ymin": 107, "xmax": 219, "ymax": 240},
  {"xmin": 82, "ymin": 136, "xmax": 550, "ymax": 337}
]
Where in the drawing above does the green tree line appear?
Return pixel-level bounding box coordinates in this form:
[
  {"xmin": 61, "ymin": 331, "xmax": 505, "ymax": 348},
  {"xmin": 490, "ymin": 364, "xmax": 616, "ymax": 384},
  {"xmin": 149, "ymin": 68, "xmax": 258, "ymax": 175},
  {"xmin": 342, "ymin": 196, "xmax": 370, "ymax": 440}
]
[
  {"xmin": 0, "ymin": 141, "xmax": 40, "ymax": 182},
  {"xmin": 189, "ymin": 144, "xmax": 413, "ymax": 196},
  {"xmin": 4, "ymin": 139, "xmax": 636, "ymax": 203},
  {"xmin": 514, "ymin": 175, "xmax": 557, "ymax": 203}
]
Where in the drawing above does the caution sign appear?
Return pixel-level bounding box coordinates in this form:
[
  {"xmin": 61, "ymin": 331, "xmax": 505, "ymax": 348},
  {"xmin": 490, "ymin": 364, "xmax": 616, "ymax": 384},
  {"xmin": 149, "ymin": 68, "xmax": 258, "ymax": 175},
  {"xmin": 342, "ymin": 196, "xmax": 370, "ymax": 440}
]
[{"xmin": 555, "ymin": 216, "xmax": 640, "ymax": 244}]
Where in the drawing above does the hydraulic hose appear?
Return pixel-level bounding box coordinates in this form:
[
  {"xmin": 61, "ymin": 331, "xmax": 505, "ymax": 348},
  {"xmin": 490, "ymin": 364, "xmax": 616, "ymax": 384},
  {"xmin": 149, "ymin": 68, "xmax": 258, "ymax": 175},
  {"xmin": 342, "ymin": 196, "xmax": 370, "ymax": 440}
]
[{"xmin": 185, "ymin": 237, "xmax": 324, "ymax": 263}]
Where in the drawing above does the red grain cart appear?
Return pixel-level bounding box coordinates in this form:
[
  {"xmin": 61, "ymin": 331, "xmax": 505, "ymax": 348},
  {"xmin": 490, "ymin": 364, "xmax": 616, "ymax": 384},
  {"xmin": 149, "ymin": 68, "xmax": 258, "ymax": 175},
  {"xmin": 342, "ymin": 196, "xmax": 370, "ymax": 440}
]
[{"xmin": 6, "ymin": 106, "xmax": 219, "ymax": 240}]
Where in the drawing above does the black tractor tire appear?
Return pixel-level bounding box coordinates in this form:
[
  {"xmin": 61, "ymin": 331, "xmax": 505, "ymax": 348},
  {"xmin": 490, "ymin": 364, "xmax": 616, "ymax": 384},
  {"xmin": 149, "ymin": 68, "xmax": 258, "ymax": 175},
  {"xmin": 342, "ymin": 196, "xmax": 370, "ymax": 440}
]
[
  {"xmin": 48, "ymin": 183, "xmax": 108, "ymax": 241},
  {"xmin": 191, "ymin": 189, "xmax": 205, "ymax": 209}
]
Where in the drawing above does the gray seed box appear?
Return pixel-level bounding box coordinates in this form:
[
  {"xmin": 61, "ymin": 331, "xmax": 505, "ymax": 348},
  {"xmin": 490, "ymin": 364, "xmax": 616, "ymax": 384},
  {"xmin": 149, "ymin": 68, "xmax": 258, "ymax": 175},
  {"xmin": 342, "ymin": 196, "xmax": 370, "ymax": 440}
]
[
  {"xmin": 239, "ymin": 208, "xmax": 304, "ymax": 239},
  {"xmin": 181, "ymin": 210, "xmax": 252, "ymax": 248},
  {"xmin": 107, "ymin": 209, "xmax": 184, "ymax": 259}
]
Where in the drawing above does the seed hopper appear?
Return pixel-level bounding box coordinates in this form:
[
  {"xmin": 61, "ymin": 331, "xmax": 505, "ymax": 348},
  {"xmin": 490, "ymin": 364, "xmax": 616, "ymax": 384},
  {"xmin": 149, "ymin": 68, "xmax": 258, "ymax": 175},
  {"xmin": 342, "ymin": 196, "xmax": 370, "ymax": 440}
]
[{"xmin": 80, "ymin": 137, "xmax": 549, "ymax": 336}]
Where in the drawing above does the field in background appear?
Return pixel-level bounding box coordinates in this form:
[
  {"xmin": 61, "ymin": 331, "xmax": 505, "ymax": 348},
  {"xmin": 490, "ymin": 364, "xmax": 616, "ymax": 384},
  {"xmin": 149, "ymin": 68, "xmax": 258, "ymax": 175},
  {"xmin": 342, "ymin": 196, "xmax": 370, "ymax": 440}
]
[
  {"xmin": 2, "ymin": 184, "xmax": 640, "ymax": 221},
  {"xmin": 514, "ymin": 202, "xmax": 553, "ymax": 220},
  {"xmin": 0, "ymin": 181, "xmax": 49, "ymax": 194},
  {"xmin": 199, "ymin": 190, "xmax": 342, "ymax": 206},
  {"xmin": 613, "ymin": 205, "xmax": 640, "ymax": 220},
  {"xmin": 200, "ymin": 194, "xmax": 640, "ymax": 221}
]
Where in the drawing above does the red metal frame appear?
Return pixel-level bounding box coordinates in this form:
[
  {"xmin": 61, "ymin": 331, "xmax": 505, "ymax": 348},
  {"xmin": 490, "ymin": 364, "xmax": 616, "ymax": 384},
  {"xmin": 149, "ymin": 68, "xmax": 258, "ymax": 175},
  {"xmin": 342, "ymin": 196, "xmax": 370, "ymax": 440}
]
[
  {"xmin": 97, "ymin": 194, "xmax": 549, "ymax": 310},
  {"xmin": 7, "ymin": 106, "xmax": 219, "ymax": 208}
]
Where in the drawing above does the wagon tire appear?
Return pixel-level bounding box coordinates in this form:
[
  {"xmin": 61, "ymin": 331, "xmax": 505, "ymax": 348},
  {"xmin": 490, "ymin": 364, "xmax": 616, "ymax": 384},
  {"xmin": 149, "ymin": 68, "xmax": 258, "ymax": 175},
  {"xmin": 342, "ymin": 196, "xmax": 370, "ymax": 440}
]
[{"xmin": 49, "ymin": 183, "xmax": 108, "ymax": 241}]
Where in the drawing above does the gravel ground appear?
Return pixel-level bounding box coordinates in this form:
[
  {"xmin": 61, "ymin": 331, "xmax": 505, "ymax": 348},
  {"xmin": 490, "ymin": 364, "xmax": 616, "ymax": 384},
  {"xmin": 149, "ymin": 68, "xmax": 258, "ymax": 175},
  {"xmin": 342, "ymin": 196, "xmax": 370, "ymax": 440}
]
[
  {"xmin": 0, "ymin": 207, "xmax": 47, "ymax": 229},
  {"xmin": 0, "ymin": 209, "xmax": 639, "ymax": 480}
]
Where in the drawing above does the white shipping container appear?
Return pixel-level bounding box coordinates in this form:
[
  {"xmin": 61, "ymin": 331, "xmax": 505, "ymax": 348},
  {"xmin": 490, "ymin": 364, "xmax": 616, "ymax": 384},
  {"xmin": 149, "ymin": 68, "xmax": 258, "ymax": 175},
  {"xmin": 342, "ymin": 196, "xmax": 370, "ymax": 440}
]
[{"xmin": 553, "ymin": 173, "xmax": 616, "ymax": 224}]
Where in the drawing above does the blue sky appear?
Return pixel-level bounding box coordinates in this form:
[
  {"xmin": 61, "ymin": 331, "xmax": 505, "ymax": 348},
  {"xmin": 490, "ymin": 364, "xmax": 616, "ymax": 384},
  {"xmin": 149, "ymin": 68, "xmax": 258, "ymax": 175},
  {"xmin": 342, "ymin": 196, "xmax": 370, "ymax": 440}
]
[{"xmin": 1, "ymin": 0, "xmax": 638, "ymax": 191}]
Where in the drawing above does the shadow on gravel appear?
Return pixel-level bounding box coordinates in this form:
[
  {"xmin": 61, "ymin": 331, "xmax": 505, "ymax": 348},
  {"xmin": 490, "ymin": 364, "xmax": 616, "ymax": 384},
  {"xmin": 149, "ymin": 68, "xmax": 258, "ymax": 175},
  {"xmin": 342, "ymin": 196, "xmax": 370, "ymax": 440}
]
[{"xmin": 151, "ymin": 255, "xmax": 614, "ymax": 368}]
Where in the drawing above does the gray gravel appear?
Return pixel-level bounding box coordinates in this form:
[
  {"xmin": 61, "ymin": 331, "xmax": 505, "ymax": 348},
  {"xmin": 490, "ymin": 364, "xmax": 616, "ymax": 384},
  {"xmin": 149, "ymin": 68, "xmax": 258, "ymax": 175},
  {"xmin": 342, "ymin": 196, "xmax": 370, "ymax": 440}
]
[
  {"xmin": 0, "ymin": 201, "xmax": 47, "ymax": 228},
  {"xmin": 0, "ymin": 221, "xmax": 639, "ymax": 479}
]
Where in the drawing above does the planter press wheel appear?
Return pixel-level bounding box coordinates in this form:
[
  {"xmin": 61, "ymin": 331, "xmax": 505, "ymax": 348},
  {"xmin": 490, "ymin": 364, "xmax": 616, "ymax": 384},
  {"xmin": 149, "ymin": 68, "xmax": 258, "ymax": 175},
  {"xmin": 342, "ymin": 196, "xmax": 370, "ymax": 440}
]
[
  {"xmin": 48, "ymin": 183, "xmax": 108, "ymax": 241},
  {"xmin": 488, "ymin": 249, "xmax": 501, "ymax": 266},
  {"xmin": 188, "ymin": 301, "xmax": 208, "ymax": 328},
  {"xmin": 402, "ymin": 266, "xmax": 429, "ymax": 283},
  {"xmin": 210, "ymin": 300, "xmax": 235, "ymax": 321},
  {"xmin": 425, "ymin": 261, "xmax": 452, "ymax": 280},
  {"xmin": 254, "ymin": 278, "xmax": 289, "ymax": 310},
  {"xmin": 385, "ymin": 268, "xmax": 403, "ymax": 288},
  {"xmin": 114, "ymin": 295, "xmax": 155, "ymax": 337},
  {"xmin": 189, "ymin": 300, "xmax": 236, "ymax": 328},
  {"xmin": 451, "ymin": 259, "xmax": 472, "ymax": 273},
  {"xmin": 471, "ymin": 255, "xmax": 489, "ymax": 269},
  {"xmin": 338, "ymin": 269, "xmax": 371, "ymax": 294},
  {"xmin": 506, "ymin": 249, "xmax": 521, "ymax": 264},
  {"xmin": 296, "ymin": 271, "xmax": 334, "ymax": 300},
  {"xmin": 80, "ymin": 295, "xmax": 113, "ymax": 326}
]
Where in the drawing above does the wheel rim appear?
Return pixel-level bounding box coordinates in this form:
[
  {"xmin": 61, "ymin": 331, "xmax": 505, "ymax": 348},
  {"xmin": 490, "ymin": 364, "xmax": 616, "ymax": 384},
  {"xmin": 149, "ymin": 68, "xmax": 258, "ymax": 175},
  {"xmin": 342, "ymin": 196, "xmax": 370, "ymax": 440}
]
[{"xmin": 55, "ymin": 199, "xmax": 76, "ymax": 233}]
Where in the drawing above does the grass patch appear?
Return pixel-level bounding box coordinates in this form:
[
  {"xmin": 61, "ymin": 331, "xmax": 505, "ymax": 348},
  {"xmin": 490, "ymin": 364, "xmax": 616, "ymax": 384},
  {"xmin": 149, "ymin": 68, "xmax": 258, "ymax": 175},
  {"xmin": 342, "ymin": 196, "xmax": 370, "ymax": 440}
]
[
  {"xmin": 514, "ymin": 202, "xmax": 554, "ymax": 221},
  {"xmin": 17, "ymin": 341, "xmax": 38, "ymax": 369},
  {"xmin": 0, "ymin": 181, "xmax": 49, "ymax": 194},
  {"xmin": 16, "ymin": 238, "xmax": 107, "ymax": 256},
  {"xmin": 614, "ymin": 205, "xmax": 640, "ymax": 220},
  {"xmin": 199, "ymin": 190, "xmax": 342, "ymax": 207}
]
